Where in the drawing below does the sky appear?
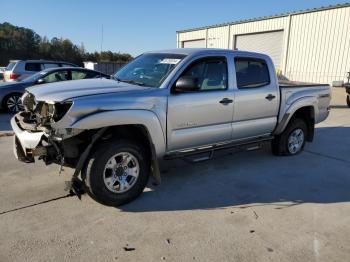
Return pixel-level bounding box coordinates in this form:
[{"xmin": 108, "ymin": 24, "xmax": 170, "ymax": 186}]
[{"xmin": 1, "ymin": 0, "xmax": 347, "ymax": 56}]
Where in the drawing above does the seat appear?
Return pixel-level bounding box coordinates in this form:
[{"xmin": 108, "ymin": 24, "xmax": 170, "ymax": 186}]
[{"xmin": 201, "ymin": 62, "xmax": 226, "ymax": 90}]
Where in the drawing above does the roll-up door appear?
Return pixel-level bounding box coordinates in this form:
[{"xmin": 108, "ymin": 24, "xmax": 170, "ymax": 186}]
[
  {"xmin": 235, "ymin": 30, "xmax": 284, "ymax": 69},
  {"xmin": 182, "ymin": 39, "xmax": 206, "ymax": 48}
]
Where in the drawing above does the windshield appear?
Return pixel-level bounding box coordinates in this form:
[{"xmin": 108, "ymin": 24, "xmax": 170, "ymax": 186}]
[{"xmin": 114, "ymin": 53, "xmax": 186, "ymax": 87}]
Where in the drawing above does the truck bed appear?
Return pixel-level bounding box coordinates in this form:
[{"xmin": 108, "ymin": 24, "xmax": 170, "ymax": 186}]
[
  {"xmin": 278, "ymin": 80, "xmax": 331, "ymax": 125},
  {"xmin": 279, "ymin": 80, "xmax": 329, "ymax": 88}
]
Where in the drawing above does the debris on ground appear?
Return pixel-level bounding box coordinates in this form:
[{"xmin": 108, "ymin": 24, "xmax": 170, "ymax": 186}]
[
  {"xmin": 123, "ymin": 247, "xmax": 136, "ymax": 251},
  {"xmin": 253, "ymin": 210, "xmax": 259, "ymax": 219},
  {"xmin": 123, "ymin": 244, "xmax": 136, "ymax": 251}
]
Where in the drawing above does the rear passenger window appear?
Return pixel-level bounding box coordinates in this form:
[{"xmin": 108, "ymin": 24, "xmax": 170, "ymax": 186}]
[
  {"xmin": 71, "ymin": 71, "xmax": 89, "ymax": 80},
  {"xmin": 43, "ymin": 63, "xmax": 60, "ymax": 69},
  {"xmin": 6, "ymin": 62, "xmax": 16, "ymax": 71},
  {"xmin": 25, "ymin": 63, "xmax": 42, "ymax": 72},
  {"xmin": 234, "ymin": 58, "xmax": 270, "ymax": 88}
]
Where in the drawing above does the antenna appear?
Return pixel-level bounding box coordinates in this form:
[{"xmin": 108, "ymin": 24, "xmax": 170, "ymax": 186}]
[
  {"xmin": 100, "ymin": 24, "xmax": 104, "ymax": 54},
  {"xmin": 99, "ymin": 24, "xmax": 103, "ymax": 79}
]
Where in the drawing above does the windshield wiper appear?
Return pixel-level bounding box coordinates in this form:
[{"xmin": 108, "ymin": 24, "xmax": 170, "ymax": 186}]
[{"xmin": 115, "ymin": 78, "xmax": 145, "ymax": 86}]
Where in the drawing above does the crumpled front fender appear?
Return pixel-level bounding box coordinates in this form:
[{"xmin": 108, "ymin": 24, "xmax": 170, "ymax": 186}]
[{"xmin": 70, "ymin": 110, "xmax": 166, "ymax": 159}]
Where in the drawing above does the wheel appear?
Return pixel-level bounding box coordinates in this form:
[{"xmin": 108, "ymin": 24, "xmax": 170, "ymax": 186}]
[
  {"xmin": 271, "ymin": 118, "xmax": 307, "ymax": 156},
  {"xmin": 346, "ymin": 95, "xmax": 350, "ymax": 108},
  {"xmin": 3, "ymin": 93, "xmax": 24, "ymax": 113},
  {"xmin": 83, "ymin": 139, "xmax": 150, "ymax": 206}
]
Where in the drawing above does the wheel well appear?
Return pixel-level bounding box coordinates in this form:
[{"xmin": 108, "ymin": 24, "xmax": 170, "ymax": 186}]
[
  {"xmin": 100, "ymin": 125, "xmax": 152, "ymax": 156},
  {"xmin": 291, "ymin": 106, "xmax": 315, "ymax": 142}
]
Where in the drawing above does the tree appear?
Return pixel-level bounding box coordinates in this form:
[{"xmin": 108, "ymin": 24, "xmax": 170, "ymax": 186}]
[{"xmin": 0, "ymin": 22, "xmax": 133, "ymax": 66}]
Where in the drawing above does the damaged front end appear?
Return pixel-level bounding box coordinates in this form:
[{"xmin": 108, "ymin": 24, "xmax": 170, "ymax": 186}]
[{"xmin": 12, "ymin": 92, "xmax": 84, "ymax": 167}]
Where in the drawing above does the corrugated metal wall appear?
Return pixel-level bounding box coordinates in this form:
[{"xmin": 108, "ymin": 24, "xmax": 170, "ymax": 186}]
[
  {"xmin": 177, "ymin": 29, "xmax": 207, "ymax": 48},
  {"xmin": 207, "ymin": 26, "xmax": 230, "ymax": 48},
  {"xmin": 177, "ymin": 5, "xmax": 350, "ymax": 84},
  {"xmin": 286, "ymin": 7, "xmax": 350, "ymax": 84}
]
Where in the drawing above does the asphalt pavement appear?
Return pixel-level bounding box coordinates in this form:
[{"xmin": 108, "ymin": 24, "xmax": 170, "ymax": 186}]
[{"xmin": 0, "ymin": 87, "xmax": 349, "ymax": 262}]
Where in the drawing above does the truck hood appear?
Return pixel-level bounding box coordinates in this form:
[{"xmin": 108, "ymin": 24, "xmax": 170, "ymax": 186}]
[{"xmin": 26, "ymin": 78, "xmax": 150, "ymax": 102}]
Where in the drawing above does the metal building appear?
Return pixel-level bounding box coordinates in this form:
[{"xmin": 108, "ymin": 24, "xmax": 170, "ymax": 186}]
[{"xmin": 176, "ymin": 3, "xmax": 350, "ymax": 85}]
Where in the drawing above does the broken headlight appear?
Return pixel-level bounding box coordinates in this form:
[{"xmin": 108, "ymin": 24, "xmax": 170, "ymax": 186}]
[
  {"xmin": 36, "ymin": 101, "xmax": 72, "ymax": 126},
  {"xmin": 46, "ymin": 101, "xmax": 73, "ymax": 122},
  {"xmin": 22, "ymin": 92, "xmax": 37, "ymax": 112}
]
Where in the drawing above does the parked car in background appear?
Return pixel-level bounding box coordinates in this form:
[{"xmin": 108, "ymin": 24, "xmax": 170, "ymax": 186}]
[
  {"xmin": 0, "ymin": 67, "xmax": 109, "ymax": 112},
  {"xmin": 345, "ymin": 72, "xmax": 350, "ymax": 108},
  {"xmin": 345, "ymin": 83, "xmax": 350, "ymax": 107},
  {"xmin": 3, "ymin": 60, "xmax": 78, "ymax": 82},
  {"xmin": 0, "ymin": 67, "xmax": 5, "ymax": 81}
]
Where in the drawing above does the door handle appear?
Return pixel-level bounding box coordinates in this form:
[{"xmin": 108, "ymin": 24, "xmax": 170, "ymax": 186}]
[
  {"xmin": 265, "ymin": 94, "xmax": 276, "ymax": 101},
  {"xmin": 219, "ymin": 98, "xmax": 233, "ymax": 105}
]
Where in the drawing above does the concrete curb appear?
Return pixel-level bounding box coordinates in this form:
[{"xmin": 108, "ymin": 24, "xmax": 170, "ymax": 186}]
[{"xmin": 0, "ymin": 132, "xmax": 14, "ymax": 137}]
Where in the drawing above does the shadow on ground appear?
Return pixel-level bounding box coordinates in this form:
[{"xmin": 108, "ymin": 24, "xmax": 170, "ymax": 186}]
[{"xmin": 120, "ymin": 126, "xmax": 350, "ymax": 213}]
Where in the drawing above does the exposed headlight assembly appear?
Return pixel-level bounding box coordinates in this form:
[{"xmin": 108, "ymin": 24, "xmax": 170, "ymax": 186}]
[
  {"xmin": 35, "ymin": 101, "xmax": 72, "ymax": 126},
  {"xmin": 47, "ymin": 101, "xmax": 73, "ymax": 122}
]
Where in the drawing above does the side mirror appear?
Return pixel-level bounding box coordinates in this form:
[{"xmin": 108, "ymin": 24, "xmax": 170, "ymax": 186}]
[
  {"xmin": 36, "ymin": 78, "xmax": 45, "ymax": 85},
  {"xmin": 173, "ymin": 76, "xmax": 200, "ymax": 93}
]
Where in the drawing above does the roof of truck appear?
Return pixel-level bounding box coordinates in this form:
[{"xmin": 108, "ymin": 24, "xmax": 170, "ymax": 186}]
[{"xmin": 146, "ymin": 48, "xmax": 263, "ymax": 57}]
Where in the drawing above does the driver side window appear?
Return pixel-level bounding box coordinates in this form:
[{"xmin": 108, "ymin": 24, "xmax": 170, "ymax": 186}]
[
  {"xmin": 181, "ymin": 57, "xmax": 228, "ymax": 91},
  {"xmin": 42, "ymin": 70, "xmax": 69, "ymax": 83}
]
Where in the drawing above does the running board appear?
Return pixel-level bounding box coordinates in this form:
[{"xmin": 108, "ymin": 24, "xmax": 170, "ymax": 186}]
[
  {"xmin": 164, "ymin": 136, "xmax": 273, "ymax": 161},
  {"xmin": 183, "ymin": 151, "xmax": 214, "ymax": 163}
]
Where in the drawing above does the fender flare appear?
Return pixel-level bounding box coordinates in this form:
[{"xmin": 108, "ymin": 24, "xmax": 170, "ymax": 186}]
[
  {"xmin": 274, "ymin": 96, "xmax": 317, "ymax": 135},
  {"xmin": 70, "ymin": 110, "xmax": 166, "ymax": 158},
  {"xmin": 70, "ymin": 110, "xmax": 166, "ymax": 184}
]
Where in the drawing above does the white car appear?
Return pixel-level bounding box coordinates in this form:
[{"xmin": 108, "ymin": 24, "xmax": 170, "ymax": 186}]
[{"xmin": 3, "ymin": 60, "xmax": 78, "ymax": 82}]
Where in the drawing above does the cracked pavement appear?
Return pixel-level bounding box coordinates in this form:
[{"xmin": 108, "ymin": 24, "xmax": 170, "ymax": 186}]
[{"xmin": 0, "ymin": 87, "xmax": 349, "ymax": 262}]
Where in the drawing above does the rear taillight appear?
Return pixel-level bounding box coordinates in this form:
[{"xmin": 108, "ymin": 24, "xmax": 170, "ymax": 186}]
[{"xmin": 9, "ymin": 73, "xmax": 20, "ymax": 80}]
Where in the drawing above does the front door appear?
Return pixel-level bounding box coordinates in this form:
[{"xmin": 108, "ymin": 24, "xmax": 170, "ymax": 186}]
[{"xmin": 167, "ymin": 56, "xmax": 234, "ymax": 152}]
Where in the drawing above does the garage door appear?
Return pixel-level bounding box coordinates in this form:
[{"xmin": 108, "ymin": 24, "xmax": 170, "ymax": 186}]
[
  {"xmin": 182, "ymin": 39, "xmax": 206, "ymax": 48},
  {"xmin": 235, "ymin": 30, "xmax": 284, "ymax": 69}
]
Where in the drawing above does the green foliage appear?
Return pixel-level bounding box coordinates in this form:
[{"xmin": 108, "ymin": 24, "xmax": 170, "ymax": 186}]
[{"xmin": 0, "ymin": 22, "xmax": 133, "ymax": 66}]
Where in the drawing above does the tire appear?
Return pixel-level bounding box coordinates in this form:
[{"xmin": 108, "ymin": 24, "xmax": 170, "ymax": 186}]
[
  {"xmin": 2, "ymin": 93, "xmax": 23, "ymax": 113},
  {"xmin": 83, "ymin": 139, "xmax": 150, "ymax": 206},
  {"xmin": 346, "ymin": 95, "xmax": 350, "ymax": 108},
  {"xmin": 271, "ymin": 118, "xmax": 307, "ymax": 156}
]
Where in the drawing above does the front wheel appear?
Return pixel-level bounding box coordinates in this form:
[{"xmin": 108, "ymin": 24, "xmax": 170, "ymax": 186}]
[
  {"xmin": 346, "ymin": 95, "xmax": 350, "ymax": 108},
  {"xmin": 271, "ymin": 118, "xmax": 307, "ymax": 156},
  {"xmin": 83, "ymin": 139, "xmax": 150, "ymax": 206}
]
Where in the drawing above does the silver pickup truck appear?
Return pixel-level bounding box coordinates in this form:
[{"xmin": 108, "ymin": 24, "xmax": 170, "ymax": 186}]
[{"xmin": 11, "ymin": 49, "xmax": 331, "ymax": 206}]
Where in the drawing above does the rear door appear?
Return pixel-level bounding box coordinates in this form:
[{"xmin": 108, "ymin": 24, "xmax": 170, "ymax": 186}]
[
  {"xmin": 232, "ymin": 56, "xmax": 279, "ymax": 140},
  {"xmin": 167, "ymin": 56, "xmax": 234, "ymax": 151}
]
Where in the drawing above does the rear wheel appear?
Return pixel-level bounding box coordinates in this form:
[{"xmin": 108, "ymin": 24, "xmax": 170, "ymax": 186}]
[
  {"xmin": 83, "ymin": 139, "xmax": 150, "ymax": 206},
  {"xmin": 3, "ymin": 93, "xmax": 23, "ymax": 113},
  {"xmin": 346, "ymin": 95, "xmax": 350, "ymax": 108},
  {"xmin": 271, "ymin": 118, "xmax": 307, "ymax": 156}
]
